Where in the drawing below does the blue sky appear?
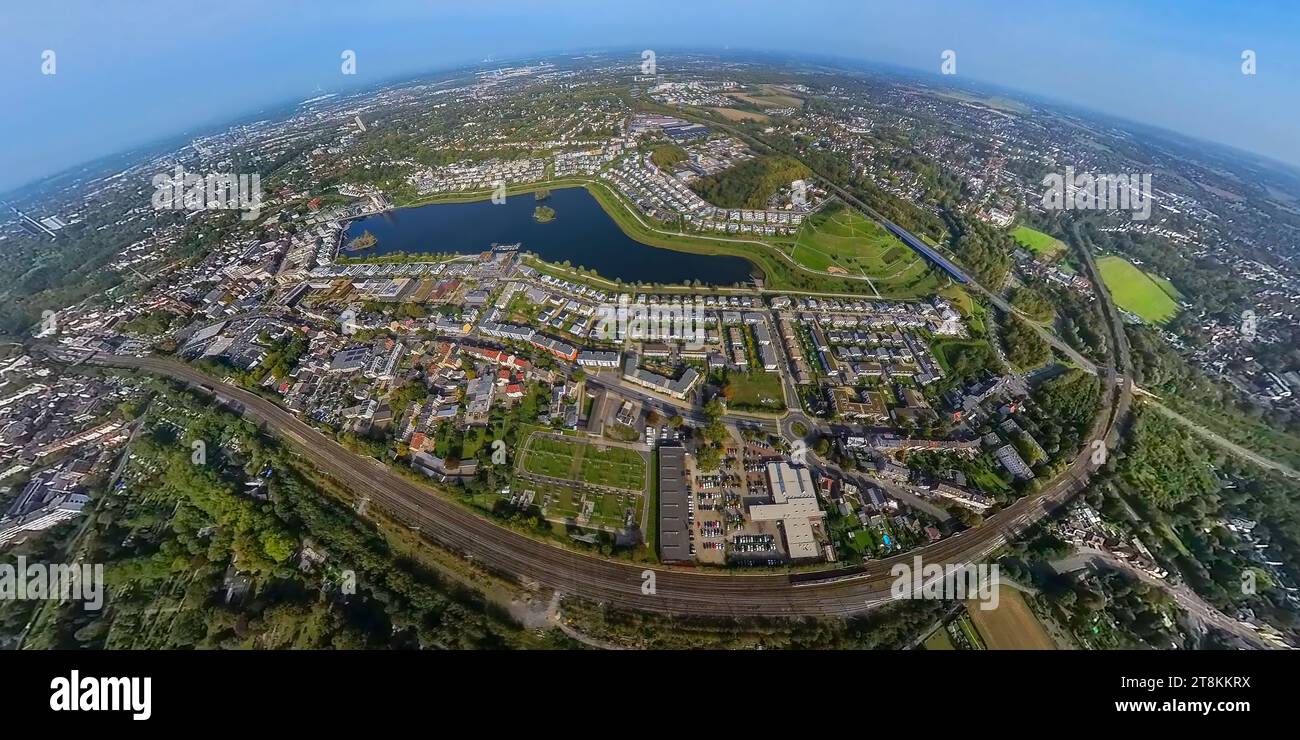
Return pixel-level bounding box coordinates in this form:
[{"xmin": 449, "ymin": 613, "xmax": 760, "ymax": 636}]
[{"xmin": 4, "ymin": 0, "xmax": 1298, "ymax": 192}]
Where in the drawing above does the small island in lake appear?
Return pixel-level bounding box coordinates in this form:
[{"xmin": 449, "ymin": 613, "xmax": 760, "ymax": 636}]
[
  {"xmin": 533, "ymin": 205, "xmax": 556, "ymax": 223},
  {"xmin": 344, "ymin": 229, "xmax": 377, "ymax": 251}
]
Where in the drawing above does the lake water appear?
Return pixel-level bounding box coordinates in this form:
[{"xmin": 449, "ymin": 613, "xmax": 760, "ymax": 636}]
[{"xmin": 342, "ymin": 187, "xmax": 759, "ymax": 286}]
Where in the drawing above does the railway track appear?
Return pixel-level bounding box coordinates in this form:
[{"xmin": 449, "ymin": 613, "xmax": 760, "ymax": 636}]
[{"xmin": 78, "ymin": 351, "xmax": 1128, "ymax": 617}]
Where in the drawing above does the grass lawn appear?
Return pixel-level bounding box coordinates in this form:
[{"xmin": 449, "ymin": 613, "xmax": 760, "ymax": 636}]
[
  {"xmin": 1012, "ymin": 226, "xmax": 1066, "ymax": 260},
  {"xmin": 969, "ymin": 453, "xmax": 1014, "ymax": 496},
  {"xmin": 828, "ymin": 512, "xmax": 881, "ymax": 559},
  {"xmin": 725, "ymin": 371, "xmax": 786, "ymax": 411},
  {"xmin": 431, "ymin": 424, "xmax": 490, "ymax": 460},
  {"xmin": 1097, "ymin": 256, "xmax": 1181, "ymax": 324},
  {"xmin": 953, "ymin": 614, "xmax": 987, "ymax": 650}
]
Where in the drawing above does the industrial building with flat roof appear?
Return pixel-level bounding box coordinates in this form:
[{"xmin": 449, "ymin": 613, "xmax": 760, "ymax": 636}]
[
  {"xmin": 657, "ymin": 443, "xmax": 691, "ymax": 562},
  {"xmin": 750, "ymin": 462, "xmax": 827, "ymax": 561}
]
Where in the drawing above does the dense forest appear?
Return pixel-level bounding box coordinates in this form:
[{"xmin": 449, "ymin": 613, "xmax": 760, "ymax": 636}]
[
  {"xmin": 997, "ymin": 529, "xmax": 1195, "ymax": 649},
  {"xmin": 1020, "ymin": 368, "xmax": 1102, "ymax": 472},
  {"xmin": 1045, "ymin": 280, "xmax": 1110, "ymax": 362},
  {"xmin": 1118, "ymin": 409, "xmax": 1220, "ymax": 509},
  {"xmin": 2, "ymin": 384, "xmax": 563, "ymax": 650},
  {"xmin": 999, "ymin": 313, "xmax": 1051, "ymax": 370},
  {"xmin": 1099, "ymin": 404, "xmax": 1300, "ymax": 636},
  {"xmin": 689, "ymin": 155, "xmax": 812, "ymax": 209},
  {"xmin": 1009, "ymin": 285, "xmax": 1054, "ymax": 322}
]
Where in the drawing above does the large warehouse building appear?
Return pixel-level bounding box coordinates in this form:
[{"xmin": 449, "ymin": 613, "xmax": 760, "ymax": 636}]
[{"xmin": 657, "ymin": 443, "xmax": 691, "ymax": 562}]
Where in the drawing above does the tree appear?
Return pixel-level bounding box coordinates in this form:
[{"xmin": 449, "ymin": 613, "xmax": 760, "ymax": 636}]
[
  {"xmin": 703, "ymin": 398, "xmax": 725, "ymax": 422},
  {"xmin": 1010, "ymin": 286, "xmax": 1054, "ymax": 322},
  {"xmin": 1001, "ymin": 314, "xmax": 1051, "ymax": 370},
  {"xmin": 695, "ymin": 445, "xmax": 722, "ymax": 472},
  {"xmin": 704, "ymin": 419, "xmax": 728, "ymax": 446}
]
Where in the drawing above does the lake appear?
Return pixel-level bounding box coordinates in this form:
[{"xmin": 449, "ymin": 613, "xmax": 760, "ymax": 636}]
[{"xmin": 342, "ymin": 186, "xmax": 759, "ymax": 286}]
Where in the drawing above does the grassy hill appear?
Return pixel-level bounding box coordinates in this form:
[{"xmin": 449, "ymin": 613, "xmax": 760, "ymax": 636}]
[{"xmin": 790, "ymin": 203, "xmax": 946, "ymax": 297}]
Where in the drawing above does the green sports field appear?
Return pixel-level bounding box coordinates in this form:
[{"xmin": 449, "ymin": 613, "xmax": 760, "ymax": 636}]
[
  {"xmin": 1012, "ymin": 226, "xmax": 1066, "ymax": 259},
  {"xmin": 1097, "ymin": 256, "xmax": 1181, "ymax": 324},
  {"xmin": 790, "ymin": 204, "xmax": 946, "ymax": 297}
]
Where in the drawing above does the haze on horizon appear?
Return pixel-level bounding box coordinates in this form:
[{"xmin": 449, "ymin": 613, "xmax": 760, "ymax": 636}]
[{"xmin": 4, "ymin": 0, "xmax": 1298, "ymax": 193}]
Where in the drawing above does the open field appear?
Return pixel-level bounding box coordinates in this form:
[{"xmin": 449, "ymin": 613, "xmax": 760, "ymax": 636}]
[
  {"xmin": 520, "ymin": 433, "xmax": 647, "ymax": 492},
  {"xmin": 1012, "ymin": 225, "xmax": 1066, "ymax": 260},
  {"xmin": 725, "ymin": 85, "xmax": 805, "ymax": 109},
  {"xmin": 1097, "ymin": 255, "xmax": 1181, "ymax": 324},
  {"xmin": 939, "ymin": 285, "xmax": 974, "ymax": 316},
  {"xmin": 725, "ymin": 371, "xmax": 786, "ymax": 411},
  {"xmin": 791, "ymin": 204, "xmax": 946, "ymax": 297},
  {"xmin": 709, "ymin": 107, "xmax": 770, "ymax": 123},
  {"xmin": 966, "ymin": 585, "xmax": 1056, "ymax": 650}
]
